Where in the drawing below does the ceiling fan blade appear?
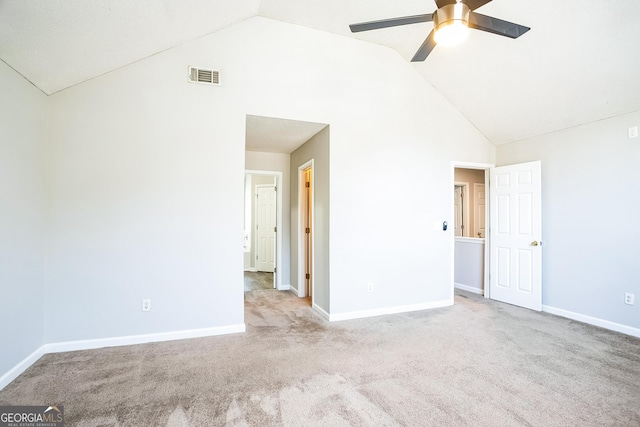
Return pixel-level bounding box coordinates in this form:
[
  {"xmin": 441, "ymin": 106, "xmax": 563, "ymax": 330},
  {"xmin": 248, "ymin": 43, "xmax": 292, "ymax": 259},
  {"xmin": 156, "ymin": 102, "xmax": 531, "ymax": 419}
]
[
  {"xmin": 468, "ymin": 12, "xmax": 530, "ymax": 38},
  {"xmin": 462, "ymin": 0, "xmax": 492, "ymax": 11},
  {"xmin": 435, "ymin": 0, "xmax": 457, "ymax": 8},
  {"xmin": 411, "ymin": 30, "xmax": 437, "ymax": 62},
  {"xmin": 349, "ymin": 14, "xmax": 434, "ymax": 33}
]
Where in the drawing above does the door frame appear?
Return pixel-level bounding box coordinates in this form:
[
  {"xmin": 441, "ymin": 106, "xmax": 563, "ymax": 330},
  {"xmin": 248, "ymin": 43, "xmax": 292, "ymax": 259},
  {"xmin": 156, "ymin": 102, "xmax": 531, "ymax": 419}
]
[
  {"xmin": 254, "ymin": 184, "xmax": 277, "ymax": 277},
  {"xmin": 451, "ymin": 162, "xmax": 493, "ymax": 300},
  {"xmin": 454, "ymin": 181, "xmax": 470, "ymax": 237},
  {"xmin": 245, "ymin": 170, "xmax": 284, "ymax": 290},
  {"xmin": 297, "ymin": 160, "xmax": 314, "ymax": 302},
  {"xmin": 473, "ymin": 182, "xmax": 486, "ymax": 238}
]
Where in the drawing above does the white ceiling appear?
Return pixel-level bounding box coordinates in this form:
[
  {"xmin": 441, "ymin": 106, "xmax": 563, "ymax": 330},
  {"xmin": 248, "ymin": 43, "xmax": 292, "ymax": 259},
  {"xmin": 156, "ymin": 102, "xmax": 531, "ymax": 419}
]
[
  {"xmin": 2, "ymin": 0, "xmax": 640, "ymax": 145},
  {"xmin": 0, "ymin": 0, "xmax": 260, "ymax": 94},
  {"xmin": 245, "ymin": 115, "xmax": 327, "ymax": 154}
]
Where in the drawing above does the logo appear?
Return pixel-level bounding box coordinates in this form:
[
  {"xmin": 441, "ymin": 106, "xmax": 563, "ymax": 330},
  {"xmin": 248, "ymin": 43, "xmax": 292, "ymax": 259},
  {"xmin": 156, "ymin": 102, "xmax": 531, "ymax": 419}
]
[{"xmin": 0, "ymin": 405, "xmax": 64, "ymax": 427}]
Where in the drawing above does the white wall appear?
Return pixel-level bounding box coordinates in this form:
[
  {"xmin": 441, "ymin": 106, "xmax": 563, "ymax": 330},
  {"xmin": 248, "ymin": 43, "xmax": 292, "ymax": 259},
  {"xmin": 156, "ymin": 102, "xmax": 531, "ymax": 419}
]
[
  {"xmin": 37, "ymin": 15, "xmax": 493, "ymax": 344},
  {"xmin": 291, "ymin": 127, "xmax": 330, "ymax": 311},
  {"xmin": 46, "ymin": 38, "xmax": 247, "ymax": 342},
  {"xmin": 496, "ymin": 110, "xmax": 640, "ymax": 330},
  {"xmin": 325, "ymin": 58, "xmax": 495, "ymax": 314},
  {"xmin": 46, "ymin": 16, "xmax": 494, "ymax": 336},
  {"xmin": 454, "ymin": 238, "xmax": 484, "ymax": 294},
  {"xmin": 0, "ymin": 62, "xmax": 47, "ymax": 377}
]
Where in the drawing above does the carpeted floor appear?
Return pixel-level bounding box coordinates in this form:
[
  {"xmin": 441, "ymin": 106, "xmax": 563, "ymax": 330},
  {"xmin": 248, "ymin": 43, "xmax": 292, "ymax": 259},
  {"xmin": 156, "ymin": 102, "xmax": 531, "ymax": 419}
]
[
  {"xmin": 244, "ymin": 271, "xmax": 274, "ymax": 291},
  {"xmin": 1, "ymin": 290, "xmax": 639, "ymax": 426}
]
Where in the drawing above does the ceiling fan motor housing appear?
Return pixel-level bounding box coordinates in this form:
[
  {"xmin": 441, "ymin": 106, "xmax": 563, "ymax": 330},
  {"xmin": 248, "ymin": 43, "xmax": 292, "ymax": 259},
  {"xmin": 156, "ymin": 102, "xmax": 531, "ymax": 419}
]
[
  {"xmin": 434, "ymin": 2, "xmax": 470, "ymax": 32},
  {"xmin": 348, "ymin": 0, "xmax": 530, "ymax": 61}
]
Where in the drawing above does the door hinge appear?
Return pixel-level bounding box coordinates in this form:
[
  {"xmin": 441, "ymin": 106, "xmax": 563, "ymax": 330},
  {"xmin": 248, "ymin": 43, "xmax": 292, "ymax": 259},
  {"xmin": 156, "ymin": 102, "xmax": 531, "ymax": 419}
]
[
  {"xmin": 305, "ymin": 227, "xmax": 310, "ymax": 234},
  {"xmin": 305, "ymin": 273, "xmax": 310, "ymax": 280},
  {"xmin": 274, "ymin": 267, "xmax": 277, "ymax": 273},
  {"xmin": 305, "ymin": 182, "xmax": 310, "ymax": 188},
  {"xmin": 274, "ymin": 226, "xmax": 277, "ymax": 232}
]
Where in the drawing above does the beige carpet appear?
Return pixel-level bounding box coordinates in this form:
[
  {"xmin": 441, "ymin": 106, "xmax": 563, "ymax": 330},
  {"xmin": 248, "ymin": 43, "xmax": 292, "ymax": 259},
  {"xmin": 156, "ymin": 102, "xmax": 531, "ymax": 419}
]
[
  {"xmin": 244, "ymin": 271, "xmax": 275, "ymax": 291},
  {"xmin": 1, "ymin": 290, "xmax": 639, "ymax": 426}
]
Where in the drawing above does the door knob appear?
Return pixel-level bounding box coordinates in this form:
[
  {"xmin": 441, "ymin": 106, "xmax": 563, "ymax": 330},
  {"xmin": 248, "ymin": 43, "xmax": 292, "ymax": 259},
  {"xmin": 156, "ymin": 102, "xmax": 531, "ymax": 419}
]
[{"xmin": 531, "ymin": 241, "xmax": 539, "ymax": 246}]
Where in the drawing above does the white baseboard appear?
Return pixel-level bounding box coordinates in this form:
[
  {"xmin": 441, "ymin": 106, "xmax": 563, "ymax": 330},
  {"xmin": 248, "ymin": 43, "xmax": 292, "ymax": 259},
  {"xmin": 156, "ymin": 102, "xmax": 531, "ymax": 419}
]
[
  {"xmin": 0, "ymin": 324, "xmax": 246, "ymax": 391},
  {"xmin": 312, "ymin": 303, "xmax": 330, "ymax": 321},
  {"xmin": 329, "ymin": 299, "xmax": 453, "ymax": 322},
  {"xmin": 0, "ymin": 346, "xmax": 47, "ymax": 391},
  {"xmin": 44, "ymin": 324, "xmax": 246, "ymax": 354},
  {"xmin": 542, "ymin": 305, "xmax": 640, "ymax": 338},
  {"xmin": 288, "ymin": 285, "xmax": 299, "ymax": 297},
  {"xmin": 278, "ymin": 283, "xmax": 291, "ymax": 291},
  {"xmin": 454, "ymin": 283, "xmax": 484, "ymax": 295}
]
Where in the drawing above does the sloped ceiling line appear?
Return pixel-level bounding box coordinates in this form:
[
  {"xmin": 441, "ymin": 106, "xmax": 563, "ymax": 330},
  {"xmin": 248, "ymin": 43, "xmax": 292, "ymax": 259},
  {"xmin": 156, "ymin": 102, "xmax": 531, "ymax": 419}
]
[{"xmin": 2, "ymin": 0, "xmax": 640, "ymax": 145}]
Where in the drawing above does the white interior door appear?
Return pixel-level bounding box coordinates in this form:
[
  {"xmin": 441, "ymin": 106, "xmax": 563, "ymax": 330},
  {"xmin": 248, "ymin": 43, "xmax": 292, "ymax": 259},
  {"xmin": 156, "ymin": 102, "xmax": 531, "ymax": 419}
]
[
  {"xmin": 256, "ymin": 185, "xmax": 276, "ymax": 273},
  {"xmin": 489, "ymin": 161, "xmax": 542, "ymax": 311}
]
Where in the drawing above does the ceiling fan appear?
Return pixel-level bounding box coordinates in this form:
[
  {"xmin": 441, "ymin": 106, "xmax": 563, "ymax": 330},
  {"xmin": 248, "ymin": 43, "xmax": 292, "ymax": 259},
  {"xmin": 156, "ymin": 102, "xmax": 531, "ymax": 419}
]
[{"xmin": 349, "ymin": 0, "xmax": 530, "ymax": 61}]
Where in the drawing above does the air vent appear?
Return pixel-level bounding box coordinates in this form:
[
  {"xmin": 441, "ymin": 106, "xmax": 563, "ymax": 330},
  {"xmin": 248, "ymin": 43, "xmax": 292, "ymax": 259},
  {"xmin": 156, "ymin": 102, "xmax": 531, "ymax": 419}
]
[{"xmin": 188, "ymin": 66, "xmax": 220, "ymax": 85}]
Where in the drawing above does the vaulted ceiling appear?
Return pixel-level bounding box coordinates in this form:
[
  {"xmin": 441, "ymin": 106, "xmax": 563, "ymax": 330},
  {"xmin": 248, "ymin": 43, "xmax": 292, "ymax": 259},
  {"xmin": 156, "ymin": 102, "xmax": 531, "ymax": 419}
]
[{"xmin": 2, "ymin": 0, "xmax": 640, "ymax": 145}]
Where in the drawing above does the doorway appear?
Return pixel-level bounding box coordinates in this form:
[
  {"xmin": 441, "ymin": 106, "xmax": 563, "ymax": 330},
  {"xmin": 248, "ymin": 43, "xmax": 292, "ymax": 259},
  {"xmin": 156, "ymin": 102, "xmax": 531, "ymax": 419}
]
[
  {"xmin": 255, "ymin": 184, "xmax": 276, "ymax": 273},
  {"xmin": 451, "ymin": 161, "xmax": 543, "ymax": 311},
  {"xmin": 298, "ymin": 160, "xmax": 314, "ymax": 302},
  {"xmin": 453, "ymin": 167, "xmax": 487, "ymax": 296},
  {"xmin": 244, "ymin": 171, "xmax": 283, "ymax": 291}
]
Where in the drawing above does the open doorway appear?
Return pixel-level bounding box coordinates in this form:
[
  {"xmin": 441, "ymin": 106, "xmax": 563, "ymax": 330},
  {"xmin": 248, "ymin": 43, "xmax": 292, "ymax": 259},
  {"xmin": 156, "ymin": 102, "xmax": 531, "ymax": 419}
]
[
  {"xmin": 452, "ymin": 161, "xmax": 543, "ymax": 311},
  {"xmin": 298, "ymin": 161, "xmax": 314, "ymax": 301},
  {"xmin": 244, "ymin": 171, "xmax": 283, "ymax": 291},
  {"xmin": 244, "ymin": 115, "xmax": 329, "ymax": 318},
  {"xmin": 453, "ymin": 165, "xmax": 489, "ymax": 296}
]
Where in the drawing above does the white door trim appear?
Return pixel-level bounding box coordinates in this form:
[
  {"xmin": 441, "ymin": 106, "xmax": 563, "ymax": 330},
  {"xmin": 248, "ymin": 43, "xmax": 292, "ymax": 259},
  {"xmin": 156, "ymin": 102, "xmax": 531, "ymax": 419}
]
[
  {"xmin": 254, "ymin": 184, "xmax": 276, "ymax": 274},
  {"xmin": 245, "ymin": 170, "xmax": 284, "ymax": 290},
  {"xmin": 297, "ymin": 160, "xmax": 315, "ymax": 304},
  {"xmin": 454, "ymin": 181, "xmax": 470, "ymax": 237},
  {"xmin": 451, "ymin": 162, "xmax": 494, "ymax": 301},
  {"xmin": 473, "ymin": 182, "xmax": 486, "ymax": 238}
]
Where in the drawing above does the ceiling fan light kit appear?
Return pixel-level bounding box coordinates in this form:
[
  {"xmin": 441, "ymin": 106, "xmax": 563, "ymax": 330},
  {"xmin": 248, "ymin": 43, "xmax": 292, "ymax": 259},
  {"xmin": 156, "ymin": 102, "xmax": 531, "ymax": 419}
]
[
  {"xmin": 349, "ymin": 0, "xmax": 530, "ymax": 61},
  {"xmin": 433, "ymin": 3, "xmax": 470, "ymax": 46}
]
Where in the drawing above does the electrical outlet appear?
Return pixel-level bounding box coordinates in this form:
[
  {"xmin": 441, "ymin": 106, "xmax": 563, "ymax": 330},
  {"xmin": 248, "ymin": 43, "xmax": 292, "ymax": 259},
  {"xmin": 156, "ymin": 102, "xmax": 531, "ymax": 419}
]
[
  {"xmin": 624, "ymin": 293, "xmax": 634, "ymax": 306},
  {"xmin": 367, "ymin": 282, "xmax": 374, "ymax": 293},
  {"xmin": 628, "ymin": 126, "xmax": 638, "ymax": 139},
  {"xmin": 142, "ymin": 299, "xmax": 151, "ymax": 311}
]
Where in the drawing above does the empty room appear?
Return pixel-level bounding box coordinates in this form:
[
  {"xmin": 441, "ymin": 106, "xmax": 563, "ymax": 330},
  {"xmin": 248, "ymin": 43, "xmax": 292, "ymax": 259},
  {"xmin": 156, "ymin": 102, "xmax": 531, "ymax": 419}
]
[{"xmin": 1, "ymin": 1, "xmax": 639, "ymax": 425}]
